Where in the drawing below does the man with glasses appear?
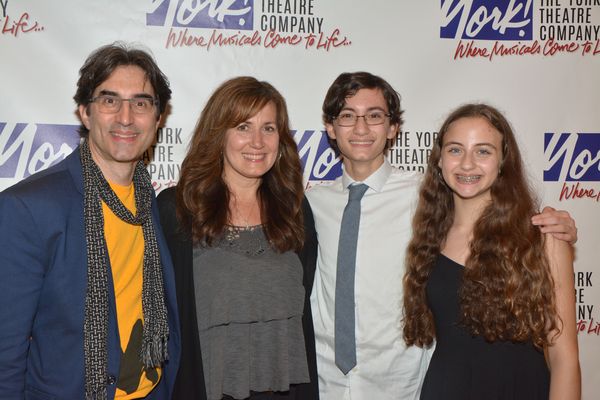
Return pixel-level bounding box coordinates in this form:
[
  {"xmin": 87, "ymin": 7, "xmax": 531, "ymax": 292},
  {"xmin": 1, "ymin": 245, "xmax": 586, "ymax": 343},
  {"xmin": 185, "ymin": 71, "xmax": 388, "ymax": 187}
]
[
  {"xmin": 305, "ymin": 72, "xmax": 578, "ymax": 399},
  {"xmin": 0, "ymin": 43, "xmax": 180, "ymax": 400}
]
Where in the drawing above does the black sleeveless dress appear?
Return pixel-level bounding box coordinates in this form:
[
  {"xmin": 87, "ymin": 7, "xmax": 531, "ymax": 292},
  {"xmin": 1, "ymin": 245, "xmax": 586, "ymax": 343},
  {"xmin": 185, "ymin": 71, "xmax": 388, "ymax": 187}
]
[{"xmin": 420, "ymin": 254, "xmax": 551, "ymax": 400}]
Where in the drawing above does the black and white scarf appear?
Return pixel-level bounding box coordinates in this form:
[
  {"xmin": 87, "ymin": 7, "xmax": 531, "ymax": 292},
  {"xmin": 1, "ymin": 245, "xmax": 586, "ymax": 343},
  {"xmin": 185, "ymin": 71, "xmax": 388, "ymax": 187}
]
[{"xmin": 80, "ymin": 139, "xmax": 169, "ymax": 400}]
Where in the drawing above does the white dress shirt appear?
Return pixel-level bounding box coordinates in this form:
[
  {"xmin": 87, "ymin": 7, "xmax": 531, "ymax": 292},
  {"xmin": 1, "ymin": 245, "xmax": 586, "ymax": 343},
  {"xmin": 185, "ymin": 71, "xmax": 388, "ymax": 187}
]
[{"xmin": 305, "ymin": 159, "xmax": 433, "ymax": 400}]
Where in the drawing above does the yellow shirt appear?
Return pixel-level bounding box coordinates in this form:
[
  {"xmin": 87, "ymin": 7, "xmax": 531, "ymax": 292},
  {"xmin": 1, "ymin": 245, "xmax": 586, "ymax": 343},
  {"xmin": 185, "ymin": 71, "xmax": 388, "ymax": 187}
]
[{"xmin": 103, "ymin": 182, "xmax": 161, "ymax": 399}]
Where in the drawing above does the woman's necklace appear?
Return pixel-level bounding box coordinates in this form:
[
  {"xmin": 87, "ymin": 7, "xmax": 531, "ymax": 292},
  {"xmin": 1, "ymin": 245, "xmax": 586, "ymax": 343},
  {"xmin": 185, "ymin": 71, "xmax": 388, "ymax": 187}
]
[{"xmin": 234, "ymin": 198, "xmax": 257, "ymax": 229}]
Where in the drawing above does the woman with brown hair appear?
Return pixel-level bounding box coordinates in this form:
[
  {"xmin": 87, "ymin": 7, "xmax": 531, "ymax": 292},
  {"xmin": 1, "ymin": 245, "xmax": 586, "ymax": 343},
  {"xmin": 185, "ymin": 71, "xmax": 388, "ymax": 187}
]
[
  {"xmin": 157, "ymin": 77, "xmax": 318, "ymax": 400},
  {"xmin": 403, "ymin": 103, "xmax": 580, "ymax": 399}
]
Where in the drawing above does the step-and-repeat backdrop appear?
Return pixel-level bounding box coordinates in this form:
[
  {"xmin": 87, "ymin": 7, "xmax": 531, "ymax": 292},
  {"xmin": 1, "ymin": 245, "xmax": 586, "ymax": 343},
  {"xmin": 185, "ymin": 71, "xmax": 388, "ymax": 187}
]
[{"xmin": 1, "ymin": 1, "xmax": 599, "ymax": 397}]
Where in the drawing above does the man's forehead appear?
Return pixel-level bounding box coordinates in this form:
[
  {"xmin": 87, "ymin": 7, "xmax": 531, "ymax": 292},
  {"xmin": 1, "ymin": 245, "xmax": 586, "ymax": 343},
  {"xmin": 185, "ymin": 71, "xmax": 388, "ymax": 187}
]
[{"xmin": 93, "ymin": 66, "xmax": 154, "ymax": 96}]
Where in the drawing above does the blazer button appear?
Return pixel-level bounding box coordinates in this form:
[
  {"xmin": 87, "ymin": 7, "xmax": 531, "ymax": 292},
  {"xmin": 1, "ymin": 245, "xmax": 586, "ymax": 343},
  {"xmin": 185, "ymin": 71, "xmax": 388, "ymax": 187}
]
[{"xmin": 107, "ymin": 375, "xmax": 116, "ymax": 385}]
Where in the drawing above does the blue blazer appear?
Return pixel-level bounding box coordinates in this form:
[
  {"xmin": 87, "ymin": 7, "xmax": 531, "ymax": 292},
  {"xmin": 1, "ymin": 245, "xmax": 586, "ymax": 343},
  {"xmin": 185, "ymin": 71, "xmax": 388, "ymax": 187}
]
[{"xmin": 0, "ymin": 149, "xmax": 181, "ymax": 400}]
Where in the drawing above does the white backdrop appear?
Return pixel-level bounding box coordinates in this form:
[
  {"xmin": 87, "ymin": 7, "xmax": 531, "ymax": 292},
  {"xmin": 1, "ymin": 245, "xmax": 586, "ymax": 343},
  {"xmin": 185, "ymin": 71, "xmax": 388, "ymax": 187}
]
[{"xmin": 1, "ymin": 1, "xmax": 599, "ymax": 397}]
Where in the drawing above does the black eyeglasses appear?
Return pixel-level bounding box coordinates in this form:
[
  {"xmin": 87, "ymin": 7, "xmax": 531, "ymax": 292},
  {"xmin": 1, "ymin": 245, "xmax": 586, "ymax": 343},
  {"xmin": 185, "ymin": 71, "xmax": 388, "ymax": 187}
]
[
  {"xmin": 333, "ymin": 111, "xmax": 391, "ymax": 126},
  {"xmin": 89, "ymin": 96, "xmax": 158, "ymax": 114}
]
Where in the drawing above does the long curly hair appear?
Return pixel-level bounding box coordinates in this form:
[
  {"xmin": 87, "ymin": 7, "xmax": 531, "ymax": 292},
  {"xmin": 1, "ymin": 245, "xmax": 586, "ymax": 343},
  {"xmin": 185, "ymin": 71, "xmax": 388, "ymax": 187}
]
[
  {"xmin": 402, "ymin": 104, "xmax": 558, "ymax": 349},
  {"xmin": 176, "ymin": 76, "xmax": 305, "ymax": 253}
]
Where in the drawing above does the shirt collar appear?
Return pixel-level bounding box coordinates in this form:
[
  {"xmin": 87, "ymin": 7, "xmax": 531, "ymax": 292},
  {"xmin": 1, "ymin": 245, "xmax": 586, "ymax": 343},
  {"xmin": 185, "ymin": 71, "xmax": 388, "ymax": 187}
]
[{"xmin": 341, "ymin": 157, "xmax": 393, "ymax": 194}]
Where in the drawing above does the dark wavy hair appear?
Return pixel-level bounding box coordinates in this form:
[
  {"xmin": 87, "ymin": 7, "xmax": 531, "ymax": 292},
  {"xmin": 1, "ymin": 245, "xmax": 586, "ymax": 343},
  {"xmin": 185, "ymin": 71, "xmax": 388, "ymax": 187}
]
[
  {"xmin": 176, "ymin": 76, "xmax": 305, "ymax": 253},
  {"xmin": 73, "ymin": 41, "xmax": 172, "ymax": 137},
  {"xmin": 322, "ymin": 72, "xmax": 403, "ymax": 153},
  {"xmin": 402, "ymin": 103, "xmax": 558, "ymax": 349}
]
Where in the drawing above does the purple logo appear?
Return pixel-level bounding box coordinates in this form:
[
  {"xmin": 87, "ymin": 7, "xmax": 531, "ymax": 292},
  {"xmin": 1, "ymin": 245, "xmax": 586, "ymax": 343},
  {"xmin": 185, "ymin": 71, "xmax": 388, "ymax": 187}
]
[
  {"xmin": 294, "ymin": 130, "xmax": 342, "ymax": 182},
  {"xmin": 544, "ymin": 132, "xmax": 600, "ymax": 182},
  {"xmin": 147, "ymin": 0, "xmax": 254, "ymax": 30},
  {"xmin": 441, "ymin": 0, "xmax": 533, "ymax": 41},
  {"xmin": 0, "ymin": 123, "xmax": 80, "ymax": 179}
]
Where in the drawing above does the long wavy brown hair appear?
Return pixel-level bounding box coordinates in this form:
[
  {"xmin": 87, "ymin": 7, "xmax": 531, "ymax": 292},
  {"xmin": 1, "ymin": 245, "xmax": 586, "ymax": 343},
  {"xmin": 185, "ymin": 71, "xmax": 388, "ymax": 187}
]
[
  {"xmin": 176, "ymin": 76, "xmax": 305, "ymax": 253},
  {"xmin": 402, "ymin": 104, "xmax": 558, "ymax": 349}
]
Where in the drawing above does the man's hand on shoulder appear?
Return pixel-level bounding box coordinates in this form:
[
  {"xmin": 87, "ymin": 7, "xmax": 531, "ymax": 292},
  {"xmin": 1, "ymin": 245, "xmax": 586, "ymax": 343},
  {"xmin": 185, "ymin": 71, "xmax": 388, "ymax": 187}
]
[{"xmin": 531, "ymin": 206, "xmax": 578, "ymax": 245}]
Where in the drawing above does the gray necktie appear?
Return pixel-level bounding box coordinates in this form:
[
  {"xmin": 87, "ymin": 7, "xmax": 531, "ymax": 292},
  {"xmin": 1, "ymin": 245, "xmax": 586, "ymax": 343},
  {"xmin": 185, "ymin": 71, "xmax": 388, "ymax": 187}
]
[{"xmin": 335, "ymin": 183, "xmax": 369, "ymax": 375}]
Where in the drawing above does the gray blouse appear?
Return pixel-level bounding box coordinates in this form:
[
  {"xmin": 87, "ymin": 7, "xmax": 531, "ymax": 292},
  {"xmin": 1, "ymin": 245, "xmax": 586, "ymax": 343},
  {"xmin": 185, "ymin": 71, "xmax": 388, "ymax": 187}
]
[{"xmin": 193, "ymin": 225, "xmax": 310, "ymax": 400}]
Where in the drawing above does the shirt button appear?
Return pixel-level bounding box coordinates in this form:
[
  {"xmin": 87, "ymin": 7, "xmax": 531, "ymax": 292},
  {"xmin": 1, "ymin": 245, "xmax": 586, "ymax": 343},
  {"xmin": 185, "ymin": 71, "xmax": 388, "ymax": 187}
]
[
  {"xmin": 352, "ymin": 367, "xmax": 357, "ymax": 372},
  {"xmin": 107, "ymin": 375, "xmax": 116, "ymax": 385}
]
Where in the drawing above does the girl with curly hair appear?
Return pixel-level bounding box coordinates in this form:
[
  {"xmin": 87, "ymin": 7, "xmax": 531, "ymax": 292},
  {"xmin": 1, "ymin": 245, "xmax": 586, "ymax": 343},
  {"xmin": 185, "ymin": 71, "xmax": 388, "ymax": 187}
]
[{"xmin": 403, "ymin": 103, "xmax": 580, "ymax": 399}]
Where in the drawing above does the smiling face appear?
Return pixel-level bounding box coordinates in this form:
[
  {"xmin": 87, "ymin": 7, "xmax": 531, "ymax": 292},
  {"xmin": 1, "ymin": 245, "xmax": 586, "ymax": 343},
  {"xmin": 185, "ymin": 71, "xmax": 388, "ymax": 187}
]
[
  {"xmin": 326, "ymin": 88, "xmax": 397, "ymax": 181},
  {"xmin": 222, "ymin": 102, "xmax": 280, "ymax": 187},
  {"xmin": 439, "ymin": 117, "xmax": 503, "ymax": 206},
  {"xmin": 79, "ymin": 65, "xmax": 160, "ymax": 184}
]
